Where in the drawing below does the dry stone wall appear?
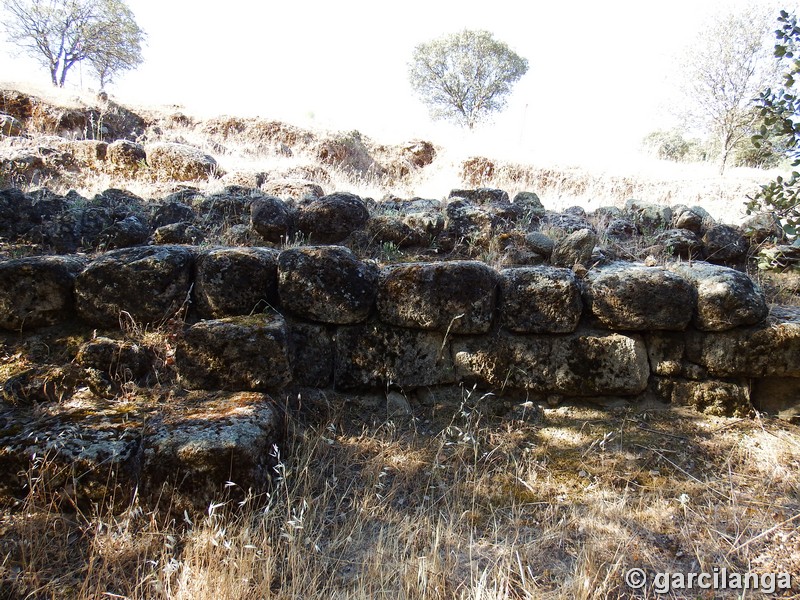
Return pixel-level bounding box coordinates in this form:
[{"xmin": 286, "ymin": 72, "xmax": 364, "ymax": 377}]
[{"xmin": 1, "ymin": 244, "xmax": 798, "ymax": 419}]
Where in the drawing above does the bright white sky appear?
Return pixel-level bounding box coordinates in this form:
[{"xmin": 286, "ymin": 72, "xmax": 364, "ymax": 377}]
[{"xmin": 0, "ymin": 0, "xmax": 793, "ymax": 164}]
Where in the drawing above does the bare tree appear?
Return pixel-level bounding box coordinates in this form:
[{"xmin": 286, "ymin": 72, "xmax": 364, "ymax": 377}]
[
  {"xmin": 679, "ymin": 3, "xmax": 781, "ymax": 173},
  {"xmin": 408, "ymin": 30, "xmax": 528, "ymax": 130},
  {"xmin": 1, "ymin": 0, "xmax": 144, "ymax": 88}
]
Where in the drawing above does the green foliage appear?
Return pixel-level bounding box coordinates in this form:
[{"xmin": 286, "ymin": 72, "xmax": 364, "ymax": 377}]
[
  {"xmin": 748, "ymin": 10, "xmax": 800, "ymax": 239},
  {"xmin": 641, "ymin": 129, "xmax": 708, "ymax": 162},
  {"xmin": 408, "ymin": 30, "xmax": 528, "ymax": 130},
  {"xmin": 86, "ymin": 0, "xmax": 145, "ymax": 89},
  {"xmin": 1, "ymin": 0, "xmax": 145, "ymax": 88},
  {"xmin": 679, "ymin": 3, "xmax": 781, "ymax": 173}
]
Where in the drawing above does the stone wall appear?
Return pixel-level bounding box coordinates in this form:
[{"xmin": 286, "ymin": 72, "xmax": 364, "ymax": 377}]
[{"xmin": 2, "ymin": 244, "xmax": 798, "ymax": 419}]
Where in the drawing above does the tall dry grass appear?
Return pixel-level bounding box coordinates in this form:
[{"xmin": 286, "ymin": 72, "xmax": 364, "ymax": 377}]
[{"xmin": 2, "ymin": 389, "xmax": 798, "ymax": 599}]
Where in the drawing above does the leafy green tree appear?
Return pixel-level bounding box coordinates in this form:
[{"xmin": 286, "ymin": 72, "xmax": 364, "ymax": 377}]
[
  {"xmin": 1, "ymin": 0, "xmax": 144, "ymax": 88},
  {"xmin": 747, "ymin": 9, "xmax": 800, "ymax": 238},
  {"xmin": 86, "ymin": 0, "xmax": 144, "ymax": 89},
  {"xmin": 642, "ymin": 129, "xmax": 708, "ymax": 162},
  {"xmin": 678, "ymin": 3, "xmax": 781, "ymax": 173},
  {"xmin": 408, "ymin": 30, "xmax": 528, "ymax": 130}
]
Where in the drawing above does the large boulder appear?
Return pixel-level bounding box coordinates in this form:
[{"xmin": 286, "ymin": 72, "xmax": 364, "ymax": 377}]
[
  {"xmin": 653, "ymin": 378, "xmax": 751, "ymax": 417},
  {"xmin": 75, "ymin": 336, "xmax": 156, "ymax": 383},
  {"xmin": 0, "ymin": 391, "xmax": 281, "ymax": 506},
  {"xmin": 453, "ymin": 330, "xmax": 650, "ymax": 396},
  {"xmin": 377, "ymin": 261, "xmax": 498, "ymax": 334},
  {"xmin": 551, "ymin": 228, "xmax": 597, "ymax": 268},
  {"xmin": 334, "ymin": 321, "xmax": 456, "ymax": 390},
  {"xmin": 141, "ymin": 392, "xmax": 280, "ymax": 499},
  {"xmin": 152, "ymin": 222, "xmax": 205, "ymax": 245},
  {"xmin": 366, "ymin": 215, "xmax": 428, "ymax": 247},
  {"xmin": 193, "ymin": 247, "xmax": 279, "ymax": 319},
  {"xmin": 42, "ymin": 205, "xmax": 115, "ymax": 253},
  {"xmin": 287, "ymin": 320, "xmax": 334, "ymax": 387},
  {"xmin": 751, "ymin": 377, "xmax": 800, "ymax": 422},
  {"xmin": 0, "ymin": 255, "xmax": 87, "ymax": 330},
  {"xmin": 702, "ymin": 224, "xmax": 748, "ymax": 263},
  {"xmin": 75, "ymin": 245, "xmax": 194, "ymax": 328},
  {"xmin": 687, "ymin": 306, "xmax": 800, "ymax": 378},
  {"xmin": 151, "ymin": 200, "xmax": 196, "ymax": 228},
  {"xmin": 0, "ymin": 394, "xmax": 147, "ymax": 505},
  {"xmin": 668, "ymin": 262, "xmax": 767, "ymax": 331},
  {"xmin": 176, "ymin": 313, "xmax": 292, "ymax": 391},
  {"xmin": 278, "ymin": 246, "xmax": 378, "ymax": 324},
  {"xmin": 500, "ymin": 266, "xmax": 582, "ymax": 333},
  {"xmin": 261, "ymin": 179, "xmax": 325, "ymax": 203},
  {"xmin": 0, "ymin": 113, "xmax": 24, "ymax": 136},
  {"xmin": 106, "ymin": 140, "xmax": 146, "ymax": 175},
  {"xmin": 625, "ymin": 200, "xmax": 672, "ymax": 234},
  {"xmin": 0, "ymin": 188, "xmax": 35, "ymax": 239},
  {"xmin": 585, "ymin": 263, "xmax": 696, "ymax": 330},
  {"xmin": 295, "ymin": 192, "xmax": 369, "ymax": 243},
  {"xmin": 250, "ymin": 195, "xmax": 294, "ymax": 243},
  {"xmin": 146, "ymin": 142, "xmax": 219, "ymax": 181},
  {"xmin": 70, "ymin": 139, "xmax": 107, "ymax": 166},
  {"xmin": 652, "ymin": 229, "xmax": 703, "ymax": 259}
]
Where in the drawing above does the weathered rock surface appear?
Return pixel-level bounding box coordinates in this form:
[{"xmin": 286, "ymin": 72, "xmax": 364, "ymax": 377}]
[
  {"xmin": 625, "ymin": 200, "xmax": 672, "ymax": 234},
  {"xmin": 551, "ymin": 228, "xmax": 597, "ymax": 267},
  {"xmin": 176, "ymin": 313, "xmax": 291, "ymax": 391},
  {"xmin": 0, "ymin": 394, "xmax": 145, "ymax": 504},
  {"xmin": 512, "ymin": 191, "xmax": 546, "ymax": 218},
  {"xmin": 377, "ymin": 261, "xmax": 498, "ymax": 334},
  {"xmin": 106, "ymin": 140, "xmax": 146, "ymax": 174},
  {"xmin": 449, "ymin": 188, "xmax": 509, "ymax": 204},
  {"xmin": 152, "ymin": 222, "xmax": 205, "ymax": 245},
  {"xmin": 278, "ymin": 246, "xmax": 377, "ymax": 324},
  {"xmin": 287, "ymin": 320, "xmax": 334, "ymax": 387},
  {"xmin": 260, "ymin": 179, "xmax": 324, "ymax": 203},
  {"xmin": 146, "ymin": 142, "xmax": 219, "ymax": 181},
  {"xmin": 366, "ymin": 215, "xmax": 428, "ymax": 247},
  {"xmin": 500, "ymin": 266, "xmax": 582, "ymax": 333},
  {"xmin": 0, "ymin": 255, "xmax": 87, "ymax": 330},
  {"xmin": 193, "ymin": 247, "xmax": 279, "ymax": 319},
  {"xmin": 75, "ymin": 336, "xmax": 155, "ymax": 382},
  {"xmin": 668, "ymin": 262, "xmax": 767, "ymax": 331},
  {"xmin": 586, "ymin": 263, "xmax": 696, "ymax": 330},
  {"xmin": 334, "ymin": 321, "xmax": 455, "ymax": 390},
  {"xmin": 687, "ymin": 306, "xmax": 800, "ymax": 377},
  {"xmin": 653, "ymin": 229, "xmax": 703, "ymax": 259},
  {"xmin": 702, "ymin": 224, "xmax": 748, "ymax": 263},
  {"xmin": 142, "ymin": 392, "xmax": 280, "ymax": 498},
  {"xmin": 0, "ymin": 391, "xmax": 281, "ymax": 504},
  {"xmin": 75, "ymin": 245, "xmax": 194, "ymax": 328},
  {"xmin": 250, "ymin": 195, "xmax": 294, "ymax": 243},
  {"xmin": 452, "ymin": 330, "xmax": 650, "ymax": 396},
  {"xmin": 751, "ymin": 377, "xmax": 800, "ymax": 422},
  {"xmin": 653, "ymin": 378, "xmax": 751, "ymax": 417},
  {"xmin": 296, "ymin": 192, "xmax": 369, "ymax": 243},
  {"xmin": 741, "ymin": 212, "xmax": 785, "ymax": 243}
]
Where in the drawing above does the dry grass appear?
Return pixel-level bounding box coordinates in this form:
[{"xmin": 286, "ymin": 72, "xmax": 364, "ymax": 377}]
[
  {"xmin": 2, "ymin": 85, "xmax": 787, "ymax": 227},
  {"xmin": 2, "ymin": 389, "xmax": 799, "ymax": 599}
]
